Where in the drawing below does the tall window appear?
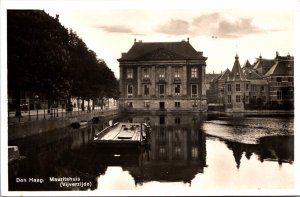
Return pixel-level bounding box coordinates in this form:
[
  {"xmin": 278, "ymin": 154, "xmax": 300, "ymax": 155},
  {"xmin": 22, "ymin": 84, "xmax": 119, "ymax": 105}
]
[
  {"xmin": 228, "ymin": 95, "xmax": 231, "ymax": 103},
  {"xmin": 277, "ymin": 91, "xmax": 282, "ymax": 100},
  {"xmin": 175, "ymin": 84, "xmax": 180, "ymax": 96},
  {"xmin": 144, "ymin": 68, "xmax": 149, "ymax": 79},
  {"xmin": 191, "ymin": 84, "xmax": 198, "ymax": 97},
  {"xmin": 159, "ymin": 84, "xmax": 165, "ymax": 96},
  {"xmin": 127, "ymin": 68, "xmax": 133, "ymax": 79},
  {"xmin": 228, "ymin": 84, "xmax": 231, "ymax": 92},
  {"xmin": 144, "ymin": 84, "xmax": 149, "ymax": 96},
  {"xmin": 236, "ymin": 84, "xmax": 240, "ymax": 91},
  {"xmin": 191, "ymin": 67, "xmax": 198, "ymax": 78},
  {"xmin": 246, "ymin": 84, "xmax": 249, "ymax": 91},
  {"xmin": 174, "ymin": 67, "xmax": 180, "ymax": 78},
  {"xmin": 175, "ymin": 102, "xmax": 180, "ymax": 108},
  {"xmin": 159, "ymin": 67, "xmax": 165, "ymax": 79},
  {"xmin": 127, "ymin": 84, "xmax": 133, "ymax": 98},
  {"xmin": 236, "ymin": 95, "xmax": 241, "ymax": 103}
]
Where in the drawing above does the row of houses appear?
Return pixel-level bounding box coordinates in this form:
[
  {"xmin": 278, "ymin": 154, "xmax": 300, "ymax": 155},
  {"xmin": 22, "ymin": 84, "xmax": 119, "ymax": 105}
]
[{"xmin": 207, "ymin": 52, "xmax": 294, "ymax": 112}]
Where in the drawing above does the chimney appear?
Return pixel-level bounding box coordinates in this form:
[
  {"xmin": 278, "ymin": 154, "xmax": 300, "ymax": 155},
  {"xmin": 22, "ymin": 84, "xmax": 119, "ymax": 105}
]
[
  {"xmin": 134, "ymin": 38, "xmax": 136, "ymax": 43},
  {"xmin": 55, "ymin": 14, "xmax": 59, "ymax": 21},
  {"xmin": 187, "ymin": 37, "xmax": 189, "ymax": 42}
]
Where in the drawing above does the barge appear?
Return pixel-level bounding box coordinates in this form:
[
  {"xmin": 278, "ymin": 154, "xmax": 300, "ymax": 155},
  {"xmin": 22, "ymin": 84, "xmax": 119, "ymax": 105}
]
[{"xmin": 91, "ymin": 122, "xmax": 151, "ymax": 152}]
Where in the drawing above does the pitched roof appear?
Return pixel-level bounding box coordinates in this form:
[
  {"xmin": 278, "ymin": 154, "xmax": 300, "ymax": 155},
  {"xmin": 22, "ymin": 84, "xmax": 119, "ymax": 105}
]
[
  {"xmin": 253, "ymin": 57, "xmax": 276, "ymax": 70},
  {"xmin": 264, "ymin": 59, "xmax": 294, "ymax": 77},
  {"xmin": 206, "ymin": 73, "xmax": 220, "ymax": 83},
  {"xmin": 118, "ymin": 41, "xmax": 207, "ymax": 61},
  {"xmin": 244, "ymin": 68, "xmax": 263, "ymax": 80},
  {"xmin": 228, "ymin": 54, "xmax": 247, "ymax": 81},
  {"xmin": 242, "ymin": 60, "xmax": 252, "ymax": 69},
  {"xmin": 219, "ymin": 69, "xmax": 230, "ymax": 80}
]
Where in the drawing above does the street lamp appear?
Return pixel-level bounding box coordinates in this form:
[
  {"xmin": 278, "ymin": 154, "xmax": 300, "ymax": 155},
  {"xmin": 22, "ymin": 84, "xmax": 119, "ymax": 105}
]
[{"xmin": 35, "ymin": 95, "xmax": 39, "ymax": 120}]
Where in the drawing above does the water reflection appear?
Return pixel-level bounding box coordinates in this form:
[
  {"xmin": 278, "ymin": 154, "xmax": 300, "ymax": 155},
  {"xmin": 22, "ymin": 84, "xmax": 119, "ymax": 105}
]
[
  {"xmin": 8, "ymin": 113, "xmax": 294, "ymax": 191},
  {"xmin": 120, "ymin": 114, "xmax": 207, "ymax": 185}
]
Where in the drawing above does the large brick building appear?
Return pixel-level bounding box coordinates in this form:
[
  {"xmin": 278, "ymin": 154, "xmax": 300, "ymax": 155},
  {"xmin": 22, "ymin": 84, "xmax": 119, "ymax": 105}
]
[{"xmin": 118, "ymin": 39, "xmax": 208, "ymax": 112}]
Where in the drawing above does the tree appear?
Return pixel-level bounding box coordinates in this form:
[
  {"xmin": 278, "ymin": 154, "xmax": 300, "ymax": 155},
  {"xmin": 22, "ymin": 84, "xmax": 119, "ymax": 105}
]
[{"xmin": 7, "ymin": 10, "xmax": 70, "ymax": 116}]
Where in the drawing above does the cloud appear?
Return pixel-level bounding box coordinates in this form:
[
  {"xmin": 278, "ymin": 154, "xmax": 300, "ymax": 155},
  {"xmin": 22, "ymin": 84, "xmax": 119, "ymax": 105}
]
[
  {"xmin": 155, "ymin": 12, "xmax": 278, "ymax": 38},
  {"xmin": 96, "ymin": 25, "xmax": 133, "ymax": 33},
  {"xmin": 156, "ymin": 19, "xmax": 190, "ymax": 35}
]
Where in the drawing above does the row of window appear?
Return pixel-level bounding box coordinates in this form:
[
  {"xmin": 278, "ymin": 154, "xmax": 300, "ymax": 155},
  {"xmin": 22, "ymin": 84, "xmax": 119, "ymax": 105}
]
[
  {"xmin": 126, "ymin": 67, "xmax": 199, "ymax": 79},
  {"xmin": 276, "ymin": 90, "xmax": 294, "ymax": 100},
  {"xmin": 227, "ymin": 95, "xmax": 242, "ymax": 103},
  {"xmin": 227, "ymin": 83, "xmax": 248, "ymax": 92},
  {"xmin": 143, "ymin": 101, "xmax": 198, "ymax": 108},
  {"xmin": 127, "ymin": 84, "xmax": 198, "ymax": 98}
]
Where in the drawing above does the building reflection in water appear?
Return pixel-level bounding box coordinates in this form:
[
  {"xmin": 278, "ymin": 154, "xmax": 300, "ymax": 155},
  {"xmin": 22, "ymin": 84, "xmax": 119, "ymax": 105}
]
[
  {"xmin": 224, "ymin": 135, "xmax": 294, "ymax": 169},
  {"xmin": 120, "ymin": 113, "xmax": 207, "ymax": 186},
  {"xmin": 8, "ymin": 113, "xmax": 294, "ymax": 191}
]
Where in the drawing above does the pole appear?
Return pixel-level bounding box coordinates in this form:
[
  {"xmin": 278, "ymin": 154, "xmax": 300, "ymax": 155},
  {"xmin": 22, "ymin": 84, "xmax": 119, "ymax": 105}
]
[
  {"xmin": 28, "ymin": 99, "xmax": 30, "ymax": 121},
  {"xmin": 44, "ymin": 101, "xmax": 46, "ymax": 119}
]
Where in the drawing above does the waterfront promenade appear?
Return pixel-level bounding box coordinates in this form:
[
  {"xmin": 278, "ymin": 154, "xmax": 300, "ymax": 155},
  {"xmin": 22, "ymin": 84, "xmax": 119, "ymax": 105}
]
[{"xmin": 8, "ymin": 107, "xmax": 119, "ymax": 141}]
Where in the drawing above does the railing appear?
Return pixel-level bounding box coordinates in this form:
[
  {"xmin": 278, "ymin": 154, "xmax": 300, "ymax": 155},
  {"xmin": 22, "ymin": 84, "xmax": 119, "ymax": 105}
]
[{"xmin": 8, "ymin": 99, "xmax": 117, "ymax": 125}]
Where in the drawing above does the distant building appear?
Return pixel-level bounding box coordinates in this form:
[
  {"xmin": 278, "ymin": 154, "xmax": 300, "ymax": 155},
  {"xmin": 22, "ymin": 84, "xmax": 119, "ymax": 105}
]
[
  {"xmin": 208, "ymin": 52, "xmax": 294, "ymax": 111},
  {"xmin": 263, "ymin": 53, "xmax": 294, "ymax": 107},
  {"xmin": 224, "ymin": 54, "xmax": 250, "ymax": 112},
  {"xmin": 118, "ymin": 39, "xmax": 208, "ymax": 112}
]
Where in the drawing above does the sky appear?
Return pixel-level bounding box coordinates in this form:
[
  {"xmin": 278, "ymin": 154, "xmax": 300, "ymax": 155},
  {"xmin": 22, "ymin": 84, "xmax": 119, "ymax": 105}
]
[{"xmin": 1, "ymin": 0, "xmax": 297, "ymax": 78}]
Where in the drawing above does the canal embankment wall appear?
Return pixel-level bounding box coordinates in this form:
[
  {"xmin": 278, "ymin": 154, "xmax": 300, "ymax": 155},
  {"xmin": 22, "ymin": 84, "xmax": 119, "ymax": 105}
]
[{"xmin": 8, "ymin": 109, "xmax": 119, "ymax": 141}]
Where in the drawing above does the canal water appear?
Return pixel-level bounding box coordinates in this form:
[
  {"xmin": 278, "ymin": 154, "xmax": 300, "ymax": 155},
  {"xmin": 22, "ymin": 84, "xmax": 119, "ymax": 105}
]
[{"xmin": 8, "ymin": 112, "xmax": 294, "ymax": 192}]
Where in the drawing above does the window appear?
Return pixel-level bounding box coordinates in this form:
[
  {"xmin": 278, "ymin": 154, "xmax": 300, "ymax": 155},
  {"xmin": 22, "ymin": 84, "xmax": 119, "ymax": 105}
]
[
  {"xmin": 228, "ymin": 95, "xmax": 231, "ymax": 103},
  {"xmin": 175, "ymin": 84, "xmax": 180, "ymax": 96},
  {"xmin": 228, "ymin": 84, "xmax": 231, "ymax": 92},
  {"xmin": 144, "ymin": 84, "xmax": 149, "ymax": 96},
  {"xmin": 246, "ymin": 84, "xmax": 249, "ymax": 91},
  {"xmin": 191, "ymin": 67, "xmax": 198, "ymax": 78},
  {"xmin": 236, "ymin": 84, "xmax": 240, "ymax": 91},
  {"xmin": 127, "ymin": 85, "xmax": 133, "ymax": 98},
  {"xmin": 236, "ymin": 95, "xmax": 241, "ymax": 103},
  {"xmin": 245, "ymin": 96, "xmax": 249, "ymax": 102},
  {"xmin": 159, "ymin": 67, "xmax": 165, "ymax": 79},
  {"xmin": 175, "ymin": 117, "xmax": 180, "ymax": 124},
  {"xmin": 191, "ymin": 84, "xmax": 198, "ymax": 97},
  {"xmin": 127, "ymin": 102, "xmax": 133, "ymax": 107},
  {"xmin": 127, "ymin": 68, "xmax": 133, "ymax": 79},
  {"xmin": 261, "ymin": 86, "xmax": 265, "ymax": 91},
  {"xmin": 159, "ymin": 84, "xmax": 165, "ymax": 96},
  {"xmin": 144, "ymin": 68, "xmax": 149, "ymax": 79},
  {"xmin": 277, "ymin": 91, "xmax": 282, "ymax": 100},
  {"xmin": 288, "ymin": 77, "xmax": 294, "ymax": 82},
  {"xmin": 174, "ymin": 67, "xmax": 180, "ymax": 78},
  {"xmin": 175, "ymin": 102, "xmax": 180, "ymax": 108},
  {"xmin": 277, "ymin": 77, "xmax": 282, "ymax": 82}
]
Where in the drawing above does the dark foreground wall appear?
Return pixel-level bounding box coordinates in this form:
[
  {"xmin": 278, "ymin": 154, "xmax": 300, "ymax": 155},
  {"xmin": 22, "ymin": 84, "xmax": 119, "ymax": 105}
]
[{"xmin": 8, "ymin": 110, "xmax": 119, "ymax": 141}]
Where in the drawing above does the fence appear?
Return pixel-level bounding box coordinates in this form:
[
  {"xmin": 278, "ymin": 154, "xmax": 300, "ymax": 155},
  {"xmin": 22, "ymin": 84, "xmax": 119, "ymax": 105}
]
[{"xmin": 8, "ymin": 99, "xmax": 114, "ymax": 125}]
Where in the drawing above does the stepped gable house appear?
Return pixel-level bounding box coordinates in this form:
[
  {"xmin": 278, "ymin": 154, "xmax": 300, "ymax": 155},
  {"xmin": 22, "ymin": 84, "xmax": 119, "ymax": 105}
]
[{"xmin": 118, "ymin": 39, "xmax": 208, "ymax": 111}]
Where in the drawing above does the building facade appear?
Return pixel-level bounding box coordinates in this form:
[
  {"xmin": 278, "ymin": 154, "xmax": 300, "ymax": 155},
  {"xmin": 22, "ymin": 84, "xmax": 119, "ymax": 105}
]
[
  {"xmin": 224, "ymin": 54, "xmax": 250, "ymax": 112},
  {"xmin": 118, "ymin": 39, "xmax": 208, "ymax": 112},
  {"xmin": 207, "ymin": 52, "xmax": 294, "ymax": 111}
]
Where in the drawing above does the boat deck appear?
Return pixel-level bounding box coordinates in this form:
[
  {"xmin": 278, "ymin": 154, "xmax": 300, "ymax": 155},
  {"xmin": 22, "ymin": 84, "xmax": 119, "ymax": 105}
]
[{"xmin": 98, "ymin": 123, "xmax": 142, "ymax": 142}]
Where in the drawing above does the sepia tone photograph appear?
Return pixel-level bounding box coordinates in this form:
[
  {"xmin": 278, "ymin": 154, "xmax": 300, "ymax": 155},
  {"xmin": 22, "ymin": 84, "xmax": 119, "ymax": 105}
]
[{"xmin": 1, "ymin": 0, "xmax": 299, "ymax": 196}]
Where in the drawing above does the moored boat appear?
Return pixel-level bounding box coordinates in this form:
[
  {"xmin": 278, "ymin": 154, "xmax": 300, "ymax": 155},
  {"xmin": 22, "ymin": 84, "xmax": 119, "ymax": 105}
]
[{"xmin": 91, "ymin": 122, "xmax": 151, "ymax": 152}]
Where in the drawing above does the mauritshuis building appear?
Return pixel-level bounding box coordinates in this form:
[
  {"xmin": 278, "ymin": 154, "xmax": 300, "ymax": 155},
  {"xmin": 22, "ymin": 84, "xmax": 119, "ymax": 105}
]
[{"xmin": 118, "ymin": 39, "xmax": 207, "ymax": 112}]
